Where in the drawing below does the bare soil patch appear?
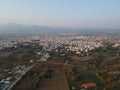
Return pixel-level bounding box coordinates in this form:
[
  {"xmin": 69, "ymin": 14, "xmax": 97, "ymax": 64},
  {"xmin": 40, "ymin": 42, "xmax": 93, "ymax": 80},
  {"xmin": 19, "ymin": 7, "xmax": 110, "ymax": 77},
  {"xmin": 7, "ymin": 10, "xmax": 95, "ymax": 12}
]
[
  {"xmin": 12, "ymin": 62, "xmax": 69, "ymax": 90},
  {"xmin": 71, "ymin": 55, "xmax": 92, "ymax": 61},
  {"xmin": 36, "ymin": 70, "xmax": 69, "ymax": 90}
]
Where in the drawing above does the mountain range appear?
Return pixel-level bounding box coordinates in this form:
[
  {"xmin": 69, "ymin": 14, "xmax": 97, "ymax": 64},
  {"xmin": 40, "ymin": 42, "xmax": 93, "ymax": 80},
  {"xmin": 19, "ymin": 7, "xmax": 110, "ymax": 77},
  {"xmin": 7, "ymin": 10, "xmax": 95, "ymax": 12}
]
[{"xmin": 0, "ymin": 23, "xmax": 120, "ymax": 34}]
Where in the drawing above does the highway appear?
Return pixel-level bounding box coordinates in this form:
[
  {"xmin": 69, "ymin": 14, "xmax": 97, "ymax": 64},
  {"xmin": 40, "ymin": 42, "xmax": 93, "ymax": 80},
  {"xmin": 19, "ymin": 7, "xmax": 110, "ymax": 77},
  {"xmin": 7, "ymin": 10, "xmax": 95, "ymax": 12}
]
[{"xmin": 7, "ymin": 53, "xmax": 48, "ymax": 90}]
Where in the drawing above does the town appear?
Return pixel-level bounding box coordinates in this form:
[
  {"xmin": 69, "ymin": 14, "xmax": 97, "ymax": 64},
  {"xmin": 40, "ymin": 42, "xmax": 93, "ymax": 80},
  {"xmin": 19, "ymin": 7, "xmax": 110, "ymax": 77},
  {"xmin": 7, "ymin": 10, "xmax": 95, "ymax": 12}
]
[
  {"xmin": 0, "ymin": 33, "xmax": 120, "ymax": 90},
  {"xmin": 0, "ymin": 34, "xmax": 120, "ymax": 52},
  {"xmin": 0, "ymin": 0, "xmax": 120, "ymax": 90}
]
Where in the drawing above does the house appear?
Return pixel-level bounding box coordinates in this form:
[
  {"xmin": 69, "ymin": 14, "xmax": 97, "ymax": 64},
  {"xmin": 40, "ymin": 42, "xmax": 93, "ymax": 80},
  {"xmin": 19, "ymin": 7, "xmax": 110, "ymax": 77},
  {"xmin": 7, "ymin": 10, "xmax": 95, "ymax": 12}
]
[
  {"xmin": 81, "ymin": 82, "xmax": 97, "ymax": 88},
  {"xmin": 31, "ymin": 40, "xmax": 40, "ymax": 44}
]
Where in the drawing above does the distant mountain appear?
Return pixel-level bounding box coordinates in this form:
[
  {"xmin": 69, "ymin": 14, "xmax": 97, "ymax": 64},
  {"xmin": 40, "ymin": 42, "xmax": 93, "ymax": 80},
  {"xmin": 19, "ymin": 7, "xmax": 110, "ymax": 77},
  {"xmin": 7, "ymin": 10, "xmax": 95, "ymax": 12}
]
[
  {"xmin": 0, "ymin": 23, "xmax": 55, "ymax": 34},
  {"xmin": 0, "ymin": 23, "xmax": 120, "ymax": 34}
]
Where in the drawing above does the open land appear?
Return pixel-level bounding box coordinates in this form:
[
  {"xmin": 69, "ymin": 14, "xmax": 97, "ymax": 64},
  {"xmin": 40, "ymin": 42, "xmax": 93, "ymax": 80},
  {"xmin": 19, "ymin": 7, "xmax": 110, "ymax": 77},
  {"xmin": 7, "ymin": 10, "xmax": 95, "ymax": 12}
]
[{"xmin": 12, "ymin": 62, "xmax": 69, "ymax": 90}]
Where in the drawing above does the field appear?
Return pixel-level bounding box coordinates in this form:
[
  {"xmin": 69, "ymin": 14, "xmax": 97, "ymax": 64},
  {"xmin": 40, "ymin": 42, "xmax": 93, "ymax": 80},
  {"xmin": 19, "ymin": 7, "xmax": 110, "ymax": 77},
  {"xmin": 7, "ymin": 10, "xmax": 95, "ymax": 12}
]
[
  {"xmin": 71, "ymin": 55, "xmax": 92, "ymax": 61},
  {"xmin": 12, "ymin": 61, "xmax": 69, "ymax": 90},
  {"xmin": 36, "ymin": 70, "xmax": 69, "ymax": 90}
]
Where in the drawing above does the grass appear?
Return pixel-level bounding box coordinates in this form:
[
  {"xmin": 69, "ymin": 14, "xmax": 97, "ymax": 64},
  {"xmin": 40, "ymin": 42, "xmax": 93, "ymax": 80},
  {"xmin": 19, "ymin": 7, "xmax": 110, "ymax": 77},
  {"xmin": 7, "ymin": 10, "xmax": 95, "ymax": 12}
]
[
  {"xmin": 102, "ymin": 56, "xmax": 120, "ymax": 65},
  {"xmin": 89, "ymin": 73, "xmax": 104, "ymax": 86}
]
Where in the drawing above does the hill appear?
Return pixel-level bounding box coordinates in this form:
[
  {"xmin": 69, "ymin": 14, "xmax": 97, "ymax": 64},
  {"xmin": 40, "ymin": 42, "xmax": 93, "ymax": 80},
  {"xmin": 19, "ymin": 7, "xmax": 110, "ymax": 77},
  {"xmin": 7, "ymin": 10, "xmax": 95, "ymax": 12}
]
[{"xmin": 0, "ymin": 23, "xmax": 120, "ymax": 34}]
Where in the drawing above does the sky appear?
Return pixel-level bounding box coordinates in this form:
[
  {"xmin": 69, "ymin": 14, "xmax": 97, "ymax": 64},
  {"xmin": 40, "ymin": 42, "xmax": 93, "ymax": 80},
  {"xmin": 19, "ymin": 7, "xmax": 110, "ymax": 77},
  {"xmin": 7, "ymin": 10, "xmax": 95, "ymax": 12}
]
[{"xmin": 0, "ymin": 0, "xmax": 120, "ymax": 28}]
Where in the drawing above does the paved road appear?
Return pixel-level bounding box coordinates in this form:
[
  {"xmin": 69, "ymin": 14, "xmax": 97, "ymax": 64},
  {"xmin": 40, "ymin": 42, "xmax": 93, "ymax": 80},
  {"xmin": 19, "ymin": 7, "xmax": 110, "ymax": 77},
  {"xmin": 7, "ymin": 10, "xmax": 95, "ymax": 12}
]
[
  {"xmin": 7, "ymin": 53, "xmax": 47, "ymax": 90},
  {"xmin": 7, "ymin": 63, "xmax": 36, "ymax": 90}
]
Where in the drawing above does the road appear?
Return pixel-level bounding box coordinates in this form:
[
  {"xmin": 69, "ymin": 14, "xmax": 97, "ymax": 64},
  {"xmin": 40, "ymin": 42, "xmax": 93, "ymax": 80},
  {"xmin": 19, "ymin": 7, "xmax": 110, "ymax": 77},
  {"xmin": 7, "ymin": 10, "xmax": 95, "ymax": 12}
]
[
  {"xmin": 7, "ymin": 63, "xmax": 37, "ymax": 90},
  {"xmin": 7, "ymin": 53, "xmax": 48, "ymax": 90}
]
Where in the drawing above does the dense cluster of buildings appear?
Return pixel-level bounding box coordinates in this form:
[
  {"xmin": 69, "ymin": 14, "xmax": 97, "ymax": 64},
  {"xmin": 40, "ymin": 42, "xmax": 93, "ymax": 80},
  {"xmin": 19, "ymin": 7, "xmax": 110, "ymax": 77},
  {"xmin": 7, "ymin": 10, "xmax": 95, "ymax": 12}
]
[
  {"xmin": 0, "ymin": 34, "xmax": 120, "ymax": 52},
  {"xmin": 0, "ymin": 65, "xmax": 34, "ymax": 90},
  {"xmin": 0, "ymin": 34, "xmax": 120, "ymax": 90}
]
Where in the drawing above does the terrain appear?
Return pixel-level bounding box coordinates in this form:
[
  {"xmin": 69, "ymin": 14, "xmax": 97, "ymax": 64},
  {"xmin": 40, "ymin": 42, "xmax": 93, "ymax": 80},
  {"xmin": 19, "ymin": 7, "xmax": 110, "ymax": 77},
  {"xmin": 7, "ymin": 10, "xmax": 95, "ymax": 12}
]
[
  {"xmin": 0, "ymin": 23, "xmax": 120, "ymax": 34},
  {"xmin": 12, "ymin": 62, "xmax": 69, "ymax": 90},
  {"xmin": 0, "ymin": 38, "xmax": 120, "ymax": 90}
]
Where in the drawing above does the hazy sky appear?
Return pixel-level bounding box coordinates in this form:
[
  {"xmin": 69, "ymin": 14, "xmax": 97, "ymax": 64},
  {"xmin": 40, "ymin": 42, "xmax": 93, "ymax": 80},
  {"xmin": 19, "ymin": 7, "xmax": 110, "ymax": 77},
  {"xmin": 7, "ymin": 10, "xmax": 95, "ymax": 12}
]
[{"xmin": 0, "ymin": 0, "xmax": 120, "ymax": 28}]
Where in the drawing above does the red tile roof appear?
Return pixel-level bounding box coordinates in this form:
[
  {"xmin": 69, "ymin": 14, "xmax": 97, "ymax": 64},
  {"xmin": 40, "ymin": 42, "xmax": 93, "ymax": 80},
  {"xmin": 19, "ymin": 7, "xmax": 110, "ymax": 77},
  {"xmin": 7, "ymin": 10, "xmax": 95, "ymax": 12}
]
[{"xmin": 81, "ymin": 82, "xmax": 97, "ymax": 88}]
